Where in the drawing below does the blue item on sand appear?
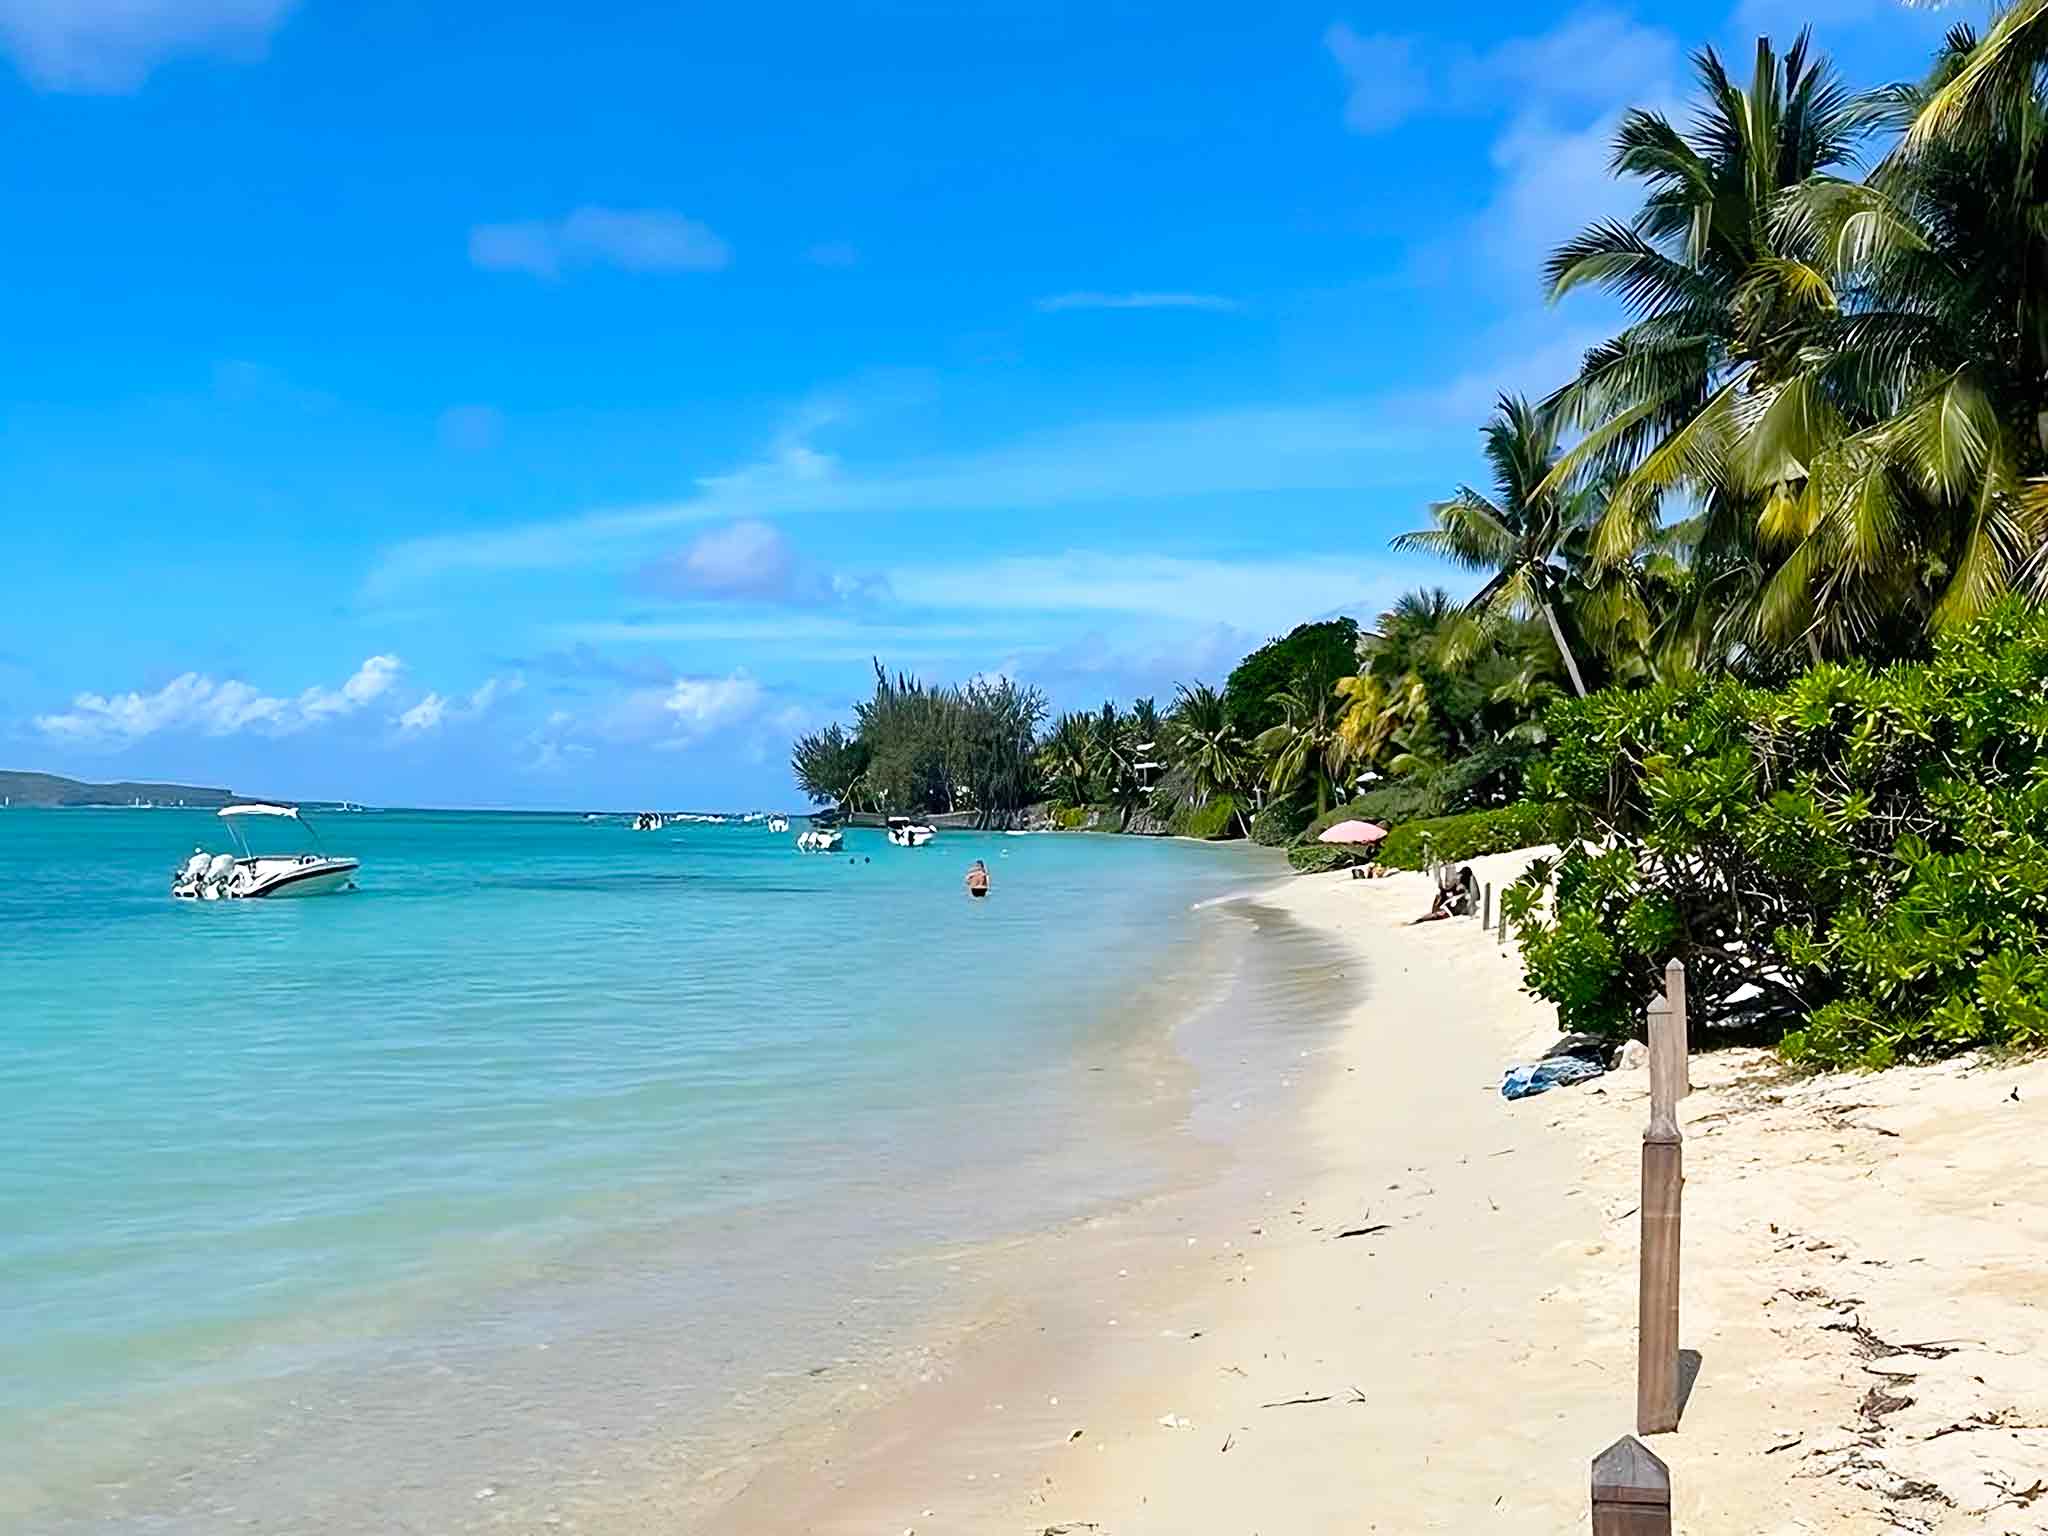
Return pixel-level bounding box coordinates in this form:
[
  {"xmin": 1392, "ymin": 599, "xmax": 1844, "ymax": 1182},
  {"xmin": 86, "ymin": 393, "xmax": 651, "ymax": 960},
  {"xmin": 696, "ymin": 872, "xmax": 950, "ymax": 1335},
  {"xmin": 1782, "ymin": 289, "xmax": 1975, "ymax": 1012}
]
[{"xmin": 1501, "ymin": 1056, "xmax": 1606, "ymax": 1100}]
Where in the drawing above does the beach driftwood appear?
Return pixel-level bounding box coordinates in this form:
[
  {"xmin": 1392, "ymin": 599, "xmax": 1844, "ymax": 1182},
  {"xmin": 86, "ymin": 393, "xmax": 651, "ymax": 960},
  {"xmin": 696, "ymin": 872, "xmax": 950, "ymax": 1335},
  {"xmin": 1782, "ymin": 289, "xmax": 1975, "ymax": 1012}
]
[{"xmin": 1591, "ymin": 1435, "xmax": 1671, "ymax": 1534}]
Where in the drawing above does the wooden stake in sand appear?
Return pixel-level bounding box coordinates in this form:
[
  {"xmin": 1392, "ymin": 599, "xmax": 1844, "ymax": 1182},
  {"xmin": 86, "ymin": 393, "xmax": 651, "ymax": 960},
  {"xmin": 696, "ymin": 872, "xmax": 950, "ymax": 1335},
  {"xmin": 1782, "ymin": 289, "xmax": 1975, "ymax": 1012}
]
[
  {"xmin": 1483, "ymin": 883, "xmax": 1492, "ymax": 931},
  {"xmin": 1665, "ymin": 959, "xmax": 1690, "ymax": 1097},
  {"xmin": 1591, "ymin": 1435, "xmax": 1671, "ymax": 1535},
  {"xmin": 1637, "ymin": 990, "xmax": 1684, "ymax": 1436},
  {"xmin": 1645, "ymin": 992, "xmax": 1684, "ymax": 1126}
]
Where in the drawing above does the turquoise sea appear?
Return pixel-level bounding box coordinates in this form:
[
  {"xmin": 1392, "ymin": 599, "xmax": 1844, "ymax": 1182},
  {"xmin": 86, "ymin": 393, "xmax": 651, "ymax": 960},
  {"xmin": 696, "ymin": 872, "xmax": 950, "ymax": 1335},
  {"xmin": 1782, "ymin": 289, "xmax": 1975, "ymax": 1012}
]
[{"xmin": 1, "ymin": 808, "xmax": 1305, "ymax": 1533}]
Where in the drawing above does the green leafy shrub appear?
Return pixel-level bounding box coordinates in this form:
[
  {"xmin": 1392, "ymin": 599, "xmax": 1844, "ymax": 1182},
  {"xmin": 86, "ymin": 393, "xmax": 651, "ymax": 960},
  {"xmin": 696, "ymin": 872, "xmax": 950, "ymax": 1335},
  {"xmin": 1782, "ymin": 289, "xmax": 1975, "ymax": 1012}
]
[
  {"xmin": 1249, "ymin": 798, "xmax": 1314, "ymax": 846},
  {"xmin": 1376, "ymin": 803, "xmax": 1564, "ymax": 871},
  {"xmin": 1514, "ymin": 601, "xmax": 2048, "ymax": 1066},
  {"xmin": 1169, "ymin": 795, "xmax": 1242, "ymax": 840},
  {"xmin": 1286, "ymin": 803, "xmax": 1392, "ymax": 873},
  {"xmin": 1344, "ymin": 779, "xmax": 1440, "ymax": 824}
]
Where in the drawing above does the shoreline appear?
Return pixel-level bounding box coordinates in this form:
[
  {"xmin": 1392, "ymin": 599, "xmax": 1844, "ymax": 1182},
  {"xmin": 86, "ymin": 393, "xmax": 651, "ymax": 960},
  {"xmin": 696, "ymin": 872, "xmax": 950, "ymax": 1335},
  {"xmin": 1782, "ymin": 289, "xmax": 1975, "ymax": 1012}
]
[{"xmin": 698, "ymin": 849, "xmax": 2048, "ymax": 1533}]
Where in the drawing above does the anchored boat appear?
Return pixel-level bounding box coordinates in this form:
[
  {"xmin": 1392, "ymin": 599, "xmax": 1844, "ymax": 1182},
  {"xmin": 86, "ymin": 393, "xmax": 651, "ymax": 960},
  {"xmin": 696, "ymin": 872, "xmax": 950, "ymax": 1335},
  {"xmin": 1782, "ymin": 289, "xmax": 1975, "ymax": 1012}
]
[
  {"xmin": 885, "ymin": 816, "xmax": 937, "ymax": 848},
  {"xmin": 171, "ymin": 804, "xmax": 359, "ymax": 900}
]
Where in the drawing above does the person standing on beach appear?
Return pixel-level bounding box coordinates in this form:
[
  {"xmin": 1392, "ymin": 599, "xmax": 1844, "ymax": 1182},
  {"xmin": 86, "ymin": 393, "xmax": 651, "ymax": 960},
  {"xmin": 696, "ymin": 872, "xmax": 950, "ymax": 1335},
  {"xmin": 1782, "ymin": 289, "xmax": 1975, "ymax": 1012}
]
[{"xmin": 964, "ymin": 860, "xmax": 990, "ymax": 898}]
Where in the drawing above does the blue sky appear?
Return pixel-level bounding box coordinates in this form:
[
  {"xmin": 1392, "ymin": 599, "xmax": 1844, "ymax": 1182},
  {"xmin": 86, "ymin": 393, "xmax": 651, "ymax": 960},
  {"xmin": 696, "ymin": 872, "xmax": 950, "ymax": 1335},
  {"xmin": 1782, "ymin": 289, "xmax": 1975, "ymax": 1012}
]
[{"xmin": 0, "ymin": 0, "xmax": 1972, "ymax": 807}]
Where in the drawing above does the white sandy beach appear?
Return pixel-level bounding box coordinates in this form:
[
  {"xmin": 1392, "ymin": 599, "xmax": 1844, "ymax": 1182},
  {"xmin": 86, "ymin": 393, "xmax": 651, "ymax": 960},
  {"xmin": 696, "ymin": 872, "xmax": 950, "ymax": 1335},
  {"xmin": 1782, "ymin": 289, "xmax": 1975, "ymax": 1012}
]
[{"xmin": 717, "ymin": 849, "xmax": 2048, "ymax": 1534}]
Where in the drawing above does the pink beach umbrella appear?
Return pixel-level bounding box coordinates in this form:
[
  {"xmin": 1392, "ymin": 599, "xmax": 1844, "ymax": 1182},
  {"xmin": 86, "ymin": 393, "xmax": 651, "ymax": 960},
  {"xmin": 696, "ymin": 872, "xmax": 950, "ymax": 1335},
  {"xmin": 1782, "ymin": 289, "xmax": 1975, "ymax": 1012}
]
[{"xmin": 1317, "ymin": 819, "xmax": 1389, "ymax": 846}]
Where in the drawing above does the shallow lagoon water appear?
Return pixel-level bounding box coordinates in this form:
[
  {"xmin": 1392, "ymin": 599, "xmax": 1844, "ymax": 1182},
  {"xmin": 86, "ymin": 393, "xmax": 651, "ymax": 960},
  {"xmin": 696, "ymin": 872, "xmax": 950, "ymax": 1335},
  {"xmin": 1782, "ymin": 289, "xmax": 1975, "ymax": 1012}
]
[{"xmin": 0, "ymin": 808, "xmax": 1292, "ymax": 1532}]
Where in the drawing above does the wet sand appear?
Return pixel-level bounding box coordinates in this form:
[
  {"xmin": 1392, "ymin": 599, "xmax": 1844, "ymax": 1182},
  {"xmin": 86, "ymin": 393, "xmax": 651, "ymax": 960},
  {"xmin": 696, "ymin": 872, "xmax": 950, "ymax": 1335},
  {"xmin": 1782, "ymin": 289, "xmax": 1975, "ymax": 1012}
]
[{"xmin": 696, "ymin": 850, "xmax": 2048, "ymax": 1534}]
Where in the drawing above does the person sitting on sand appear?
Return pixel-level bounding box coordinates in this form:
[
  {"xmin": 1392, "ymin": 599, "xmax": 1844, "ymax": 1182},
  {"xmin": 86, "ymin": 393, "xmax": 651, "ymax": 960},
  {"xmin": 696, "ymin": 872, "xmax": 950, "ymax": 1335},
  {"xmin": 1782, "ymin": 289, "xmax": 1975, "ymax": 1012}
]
[
  {"xmin": 1412, "ymin": 865, "xmax": 1477, "ymax": 923},
  {"xmin": 964, "ymin": 860, "xmax": 990, "ymax": 898}
]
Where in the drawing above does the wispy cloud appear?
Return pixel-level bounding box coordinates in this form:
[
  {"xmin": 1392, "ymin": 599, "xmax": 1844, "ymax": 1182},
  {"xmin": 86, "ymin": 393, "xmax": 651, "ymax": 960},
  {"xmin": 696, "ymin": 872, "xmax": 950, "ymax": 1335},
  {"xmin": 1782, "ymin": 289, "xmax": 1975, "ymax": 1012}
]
[
  {"xmin": 366, "ymin": 395, "xmax": 1435, "ymax": 596},
  {"xmin": 0, "ymin": 0, "xmax": 297, "ymax": 93},
  {"xmin": 1035, "ymin": 291, "xmax": 1241, "ymax": 313},
  {"xmin": 397, "ymin": 674, "xmax": 523, "ymax": 733},
  {"xmin": 469, "ymin": 207, "xmax": 731, "ymax": 280},
  {"xmin": 36, "ymin": 655, "xmax": 403, "ymax": 747},
  {"xmin": 887, "ymin": 551, "xmax": 1419, "ymax": 633},
  {"xmin": 1324, "ymin": 24, "xmax": 1427, "ymax": 135},
  {"xmin": 635, "ymin": 518, "xmax": 886, "ymax": 607}
]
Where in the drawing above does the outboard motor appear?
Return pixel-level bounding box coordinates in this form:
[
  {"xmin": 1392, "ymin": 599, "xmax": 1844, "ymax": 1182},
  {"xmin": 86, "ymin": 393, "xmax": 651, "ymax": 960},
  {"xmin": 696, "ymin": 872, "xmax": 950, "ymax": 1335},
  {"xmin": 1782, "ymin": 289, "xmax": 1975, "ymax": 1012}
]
[{"xmin": 173, "ymin": 849, "xmax": 211, "ymax": 898}]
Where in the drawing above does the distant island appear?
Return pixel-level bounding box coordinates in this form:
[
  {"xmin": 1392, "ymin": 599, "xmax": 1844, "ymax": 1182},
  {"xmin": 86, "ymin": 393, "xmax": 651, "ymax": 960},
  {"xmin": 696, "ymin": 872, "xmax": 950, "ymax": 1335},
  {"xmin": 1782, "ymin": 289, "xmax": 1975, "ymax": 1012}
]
[{"xmin": 0, "ymin": 770, "xmax": 242, "ymax": 808}]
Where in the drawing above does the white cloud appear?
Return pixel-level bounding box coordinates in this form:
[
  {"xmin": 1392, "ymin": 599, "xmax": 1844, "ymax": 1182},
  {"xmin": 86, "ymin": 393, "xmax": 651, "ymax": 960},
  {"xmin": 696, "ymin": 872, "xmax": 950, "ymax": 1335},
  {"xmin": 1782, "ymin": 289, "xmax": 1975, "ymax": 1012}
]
[
  {"xmin": 568, "ymin": 670, "xmax": 773, "ymax": 755},
  {"xmin": 637, "ymin": 517, "xmax": 884, "ymax": 606},
  {"xmin": 1035, "ymin": 291, "xmax": 1242, "ymax": 313},
  {"xmin": 469, "ymin": 207, "xmax": 731, "ymax": 280},
  {"xmin": 1457, "ymin": 9, "xmax": 1677, "ymax": 112},
  {"xmin": 299, "ymin": 654, "xmax": 401, "ymax": 721},
  {"xmin": 398, "ymin": 693, "xmax": 449, "ymax": 733},
  {"xmin": 1325, "ymin": 23, "xmax": 1427, "ymax": 135},
  {"xmin": 35, "ymin": 654, "xmax": 405, "ymax": 746},
  {"xmin": 663, "ymin": 674, "xmax": 762, "ymax": 734},
  {"xmin": 649, "ymin": 519, "xmax": 801, "ymax": 601},
  {"xmin": 396, "ymin": 673, "xmax": 523, "ymax": 733},
  {"xmin": 0, "ymin": 0, "xmax": 296, "ymax": 92}
]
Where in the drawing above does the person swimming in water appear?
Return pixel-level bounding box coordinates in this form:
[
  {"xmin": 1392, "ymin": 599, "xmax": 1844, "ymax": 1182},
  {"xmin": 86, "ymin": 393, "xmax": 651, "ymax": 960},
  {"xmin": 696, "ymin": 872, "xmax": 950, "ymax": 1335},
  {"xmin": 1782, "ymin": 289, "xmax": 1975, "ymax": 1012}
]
[{"xmin": 964, "ymin": 860, "xmax": 990, "ymax": 898}]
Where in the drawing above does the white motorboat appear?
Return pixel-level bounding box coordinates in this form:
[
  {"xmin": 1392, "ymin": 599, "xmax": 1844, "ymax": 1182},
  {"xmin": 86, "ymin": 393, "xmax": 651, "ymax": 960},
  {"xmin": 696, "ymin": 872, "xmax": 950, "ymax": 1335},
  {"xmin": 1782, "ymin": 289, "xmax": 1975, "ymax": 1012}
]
[
  {"xmin": 766, "ymin": 815, "xmax": 789, "ymax": 833},
  {"xmin": 632, "ymin": 812, "xmax": 664, "ymax": 831},
  {"xmin": 795, "ymin": 827, "xmax": 844, "ymax": 853},
  {"xmin": 886, "ymin": 816, "xmax": 937, "ymax": 848},
  {"xmin": 170, "ymin": 804, "xmax": 359, "ymax": 900}
]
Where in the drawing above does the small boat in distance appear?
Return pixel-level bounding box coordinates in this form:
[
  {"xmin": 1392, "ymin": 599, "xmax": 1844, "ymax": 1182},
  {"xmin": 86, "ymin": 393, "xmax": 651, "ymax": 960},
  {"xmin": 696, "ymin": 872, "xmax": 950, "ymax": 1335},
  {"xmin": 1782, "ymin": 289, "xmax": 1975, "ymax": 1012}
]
[
  {"xmin": 171, "ymin": 804, "xmax": 359, "ymax": 900},
  {"xmin": 766, "ymin": 815, "xmax": 789, "ymax": 833},
  {"xmin": 632, "ymin": 812, "xmax": 664, "ymax": 831},
  {"xmin": 795, "ymin": 827, "xmax": 843, "ymax": 853},
  {"xmin": 886, "ymin": 816, "xmax": 937, "ymax": 848}
]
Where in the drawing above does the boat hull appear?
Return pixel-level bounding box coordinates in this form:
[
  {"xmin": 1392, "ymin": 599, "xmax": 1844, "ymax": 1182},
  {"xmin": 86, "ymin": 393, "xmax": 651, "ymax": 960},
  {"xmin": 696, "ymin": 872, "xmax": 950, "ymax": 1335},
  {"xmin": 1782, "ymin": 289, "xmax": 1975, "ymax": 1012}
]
[{"xmin": 242, "ymin": 859, "xmax": 359, "ymax": 898}]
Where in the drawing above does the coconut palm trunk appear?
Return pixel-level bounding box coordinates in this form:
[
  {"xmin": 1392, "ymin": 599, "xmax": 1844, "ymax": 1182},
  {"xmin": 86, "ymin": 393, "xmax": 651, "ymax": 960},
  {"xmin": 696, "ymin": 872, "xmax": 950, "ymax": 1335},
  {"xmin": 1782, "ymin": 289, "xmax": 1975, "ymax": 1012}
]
[{"xmin": 1538, "ymin": 591, "xmax": 1589, "ymax": 698}]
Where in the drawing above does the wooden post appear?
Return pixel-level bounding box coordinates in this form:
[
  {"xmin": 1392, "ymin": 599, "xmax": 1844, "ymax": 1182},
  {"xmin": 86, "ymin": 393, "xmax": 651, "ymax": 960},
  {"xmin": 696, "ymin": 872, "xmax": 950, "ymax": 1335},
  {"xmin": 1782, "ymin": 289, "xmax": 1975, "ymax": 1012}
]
[
  {"xmin": 1646, "ymin": 994, "xmax": 1683, "ymax": 1126},
  {"xmin": 1483, "ymin": 883, "xmax": 1492, "ymax": 931},
  {"xmin": 1497, "ymin": 900, "xmax": 1507, "ymax": 946},
  {"xmin": 1665, "ymin": 959, "xmax": 1690, "ymax": 1097},
  {"xmin": 1591, "ymin": 1435, "xmax": 1671, "ymax": 1534},
  {"xmin": 1636, "ymin": 1105, "xmax": 1683, "ymax": 1435}
]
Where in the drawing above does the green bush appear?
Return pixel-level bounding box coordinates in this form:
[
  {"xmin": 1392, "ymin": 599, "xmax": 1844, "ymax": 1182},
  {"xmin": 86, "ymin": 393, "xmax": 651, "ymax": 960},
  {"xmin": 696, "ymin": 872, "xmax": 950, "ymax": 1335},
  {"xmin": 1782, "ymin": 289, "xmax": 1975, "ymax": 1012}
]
[
  {"xmin": 1377, "ymin": 803, "xmax": 1563, "ymax": 871},
  {"xmin": 1344, "ymin": 778, "xmax": 1440, "ymax": 824},
  {"xmin": 1249, "ymin": 798, "xmax": 1314, "ymax": 847},
  {"xmin": 1052, "ymin": 805, "xmax": 1093, "ymax": 830},
  {"xmin": 1283, "ymin": 804, "xmax": 1383, "ymax": 873},
  {"xmin": 1168, "ymin": 795, "xmax": 1242, "ymax": 840},
  {"xmin": 1512, "ymin": 601, "xmax": 2048, "ymax": 1066}
]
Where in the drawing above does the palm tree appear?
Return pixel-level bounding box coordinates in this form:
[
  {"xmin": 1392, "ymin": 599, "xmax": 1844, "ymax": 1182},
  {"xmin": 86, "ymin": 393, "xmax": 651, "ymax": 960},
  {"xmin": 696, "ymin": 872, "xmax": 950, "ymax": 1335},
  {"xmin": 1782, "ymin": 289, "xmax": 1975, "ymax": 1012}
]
[
  {"xmin": 1087, "ymin": 700, "xmax": 1140, "ymax": 817},
  {"xmin": 1162, "ymin": 682, "xmax": 1251, "ymax": 834},
  {"xmin": 1732, "ymin": 22, "xmax": 2048, "ymax": 643},
  {"xmin": 1392, "ymin": 393, "xmax": 1601, "ymax": 695},
  {"xmin": 1332, "ymin": 670, "xmax": 1429, "ymax": 784},
  {"xmin": 1040, "ymin": 712, "xmax": 1096, "ymax": 809},
  {"xmin": 1254, "ymin": 666, "xmax": 1345, "ymax": 817},
  {"xmin": 1541, "ymin": 32, "xmax": 1881, "ymax": 657}
]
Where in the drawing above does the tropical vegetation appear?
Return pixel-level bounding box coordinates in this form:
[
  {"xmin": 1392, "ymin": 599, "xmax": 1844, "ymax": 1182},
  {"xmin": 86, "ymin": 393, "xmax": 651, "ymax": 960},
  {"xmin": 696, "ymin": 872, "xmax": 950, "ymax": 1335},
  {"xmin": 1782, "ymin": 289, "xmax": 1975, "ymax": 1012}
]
[{"xmin": 789, "ymin": 17, "xmax": 2048, "ymax": 1061}]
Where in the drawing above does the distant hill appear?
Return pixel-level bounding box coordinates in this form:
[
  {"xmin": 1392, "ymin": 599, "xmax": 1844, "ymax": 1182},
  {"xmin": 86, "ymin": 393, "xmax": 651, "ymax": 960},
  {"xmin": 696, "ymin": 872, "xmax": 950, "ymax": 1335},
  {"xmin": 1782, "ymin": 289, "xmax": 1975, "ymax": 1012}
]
[{"xmin": 0, "ymin": 771, "xmax": 240, "ymax": 807}]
